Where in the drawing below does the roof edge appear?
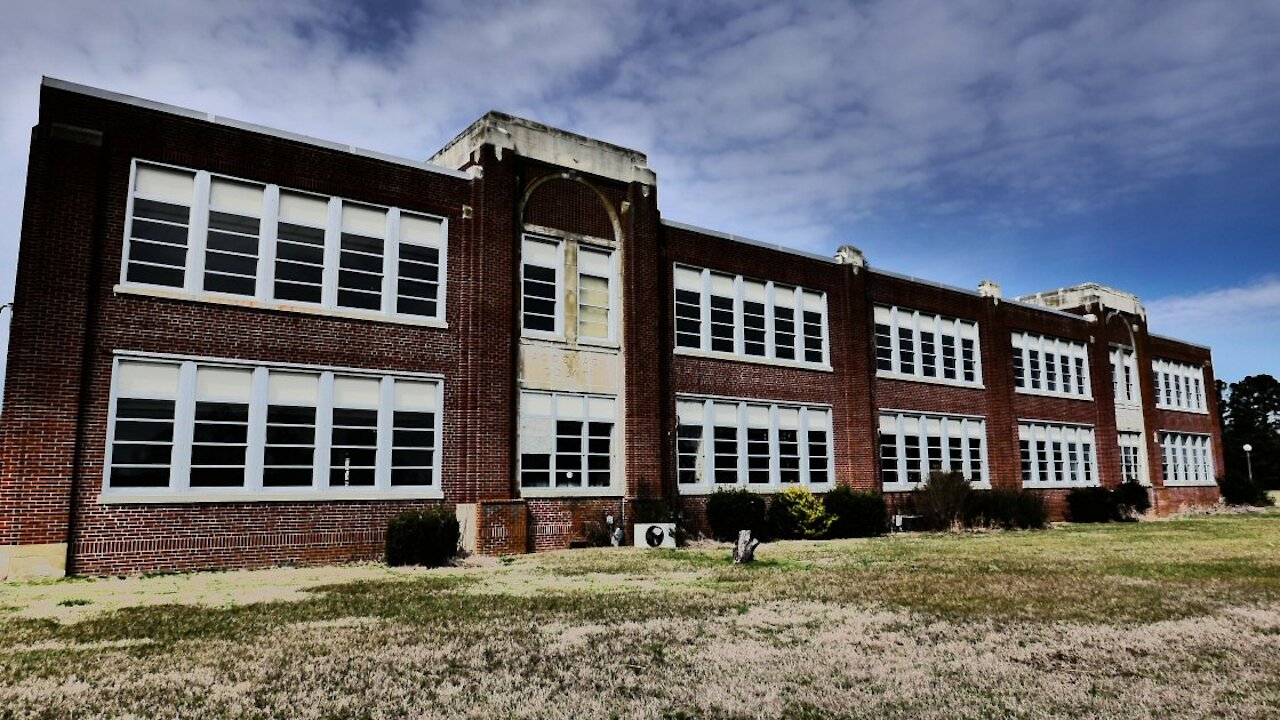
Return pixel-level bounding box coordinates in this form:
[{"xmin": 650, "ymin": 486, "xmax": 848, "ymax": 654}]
[
  {"xmin": 41, "ymin": 77, "xmax": 470, "ymax": 180},
  {"xmin": 661, "ymin": 219, "xmax": 836, "ymax": 264}
]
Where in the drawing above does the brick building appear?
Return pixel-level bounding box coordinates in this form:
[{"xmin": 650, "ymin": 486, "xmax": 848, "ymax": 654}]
[{"xmin": 0, "ymin": 79, "xmax": 1223, "ymax": 578}]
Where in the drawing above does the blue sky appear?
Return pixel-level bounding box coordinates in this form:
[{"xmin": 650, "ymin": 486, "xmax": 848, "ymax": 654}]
[{"xmin": 0, "ymin": 0, "xmax": 1277, "ymax": 383}]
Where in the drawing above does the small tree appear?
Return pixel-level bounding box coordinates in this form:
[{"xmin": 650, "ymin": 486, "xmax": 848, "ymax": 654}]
[
  {"xmin": 1066, "ymin": 487, "xmax": 1118, "ymax": 523},
  {"xmin": 1114, "ymin": 481, "xmax": 1152, "ymax": 520},
  {"xmin": 706, "ymin": 488, "xmax": 767, "ymax": 541},
  {"xmin": 914, "ymin": 471, "xmax": 971, "ymax": 530},
  {"xmin": 1218, "ymin": 474, "xmax": 1276, "ymax": 507},
  {"xmin": 767, "ymin": 486, "xmax": 832, "ymax": 540},
  {"xmin": 823, "ymin": 486, "xmax": 888, "ymax": 538}
]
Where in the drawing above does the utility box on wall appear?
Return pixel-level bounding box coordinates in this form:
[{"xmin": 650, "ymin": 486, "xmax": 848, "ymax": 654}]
[{"xmin": 634, "ymin": 523, "xmax": 676, "ymax": 548}]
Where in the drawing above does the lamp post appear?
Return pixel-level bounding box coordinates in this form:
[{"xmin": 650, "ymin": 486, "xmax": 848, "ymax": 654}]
[{"xmin": 1243, "ymin": 444, "xmax": 1253, "ymax": 482}]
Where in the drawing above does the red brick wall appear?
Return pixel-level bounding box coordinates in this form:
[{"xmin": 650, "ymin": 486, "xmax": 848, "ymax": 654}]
[
  {"xmin": 0, "ymin": 83, "xmax": 1225, "ymax": 575},
  {"xmin": 476, "ymin": 500, "xmax": 528, "ymax": 555}
]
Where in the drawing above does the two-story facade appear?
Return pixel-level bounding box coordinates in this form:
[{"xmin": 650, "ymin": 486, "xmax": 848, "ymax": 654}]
[{"xmin": 0, "ymin": 79, "xmax": 1223, "ymax": 578}]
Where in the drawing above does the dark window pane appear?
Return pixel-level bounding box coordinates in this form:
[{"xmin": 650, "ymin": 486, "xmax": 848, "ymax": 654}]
[
  {"xmin": 206, "ymin": 231, "xmax": 259, "ymax": 256},
  {"xmin": 392, "ymin": 467, "xmax": 433, "ymax": 486},
  {"xmin": 127, "ymin": 262, "xmax": 184, "ymax": 287},
  {"xmin": 341, "ymin": 233, "xmax": 383, "ymax": 255},
  {"xmin": 189, "ymin": 466, "xmax": 246, "ymax": 488},
  {"xmin": 204, "ymin": 272, "xmax": 256, "ymax": 296},
  {"xmin": 133, "ymin": 198, "xmax": 190, "ymax": 224},
  {"xmin": 338, "ymin": 289, "xmax": 381, "ymax": 310},
  {"xmin": 339, "ymin": 268, "xmax": 382, "ymax": 291},
  {"xmin": 208, "ymin": 211, "xmax": 259, "ymax": 235},
  {"xmin": 263, "ymin": 468, "xmax": 313, "ymax": 487},
  {"xmin": 112, "ymin": 443, "xmax": 174, "ymax": 465},
  {"xmin": 109, "ymin": 466, "xmax": 170, "ymax": 488},
  {"xmin": 130, "ymin": 237, "xmax": 189, "ymax": 264},
  {"xmin": 196, "ymin": 403, "xmax": 249, "ymax": 423},
  {"xmin": 132, "ymin": 219, "xmax": 189, "ymax": 246},
  {"xmin": 264, "ymin": 446, "xmax": 315, "ymax": 466},
  {"xmin": 275, "ymin": 280, "xmax": 322, "ymax": 303},
  {"xmin": 117, "ymin": 399, "xmax": 176, "ymax": 420},
  {"xmin": 277, "ymin": 222, "xmax": 324, "ymax": 245}
]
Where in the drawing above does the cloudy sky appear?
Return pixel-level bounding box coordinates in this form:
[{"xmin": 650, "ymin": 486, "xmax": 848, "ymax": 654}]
[{"xmin": 0, "ymin": 0, "xmax": 1278, "ymax": 383}]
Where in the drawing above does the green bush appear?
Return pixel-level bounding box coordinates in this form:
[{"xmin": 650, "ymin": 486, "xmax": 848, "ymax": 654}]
[
  {"xmin": 1114, "ymin": 481, "xmax": 1152, "ymax": 519},
  {"xmin": 1066, "ymin": 487, "xmax": 1118, "ymax": 523},
  {"xmin": 385, "ymin": 508, "xmax": 460, "ymax": 567},
  {"xmin": 1218, "ymin": 474, "xmax": 1276, "ymax": 507},
  {"xmin": 767, "ymin": 486, "xmax": 832, "ymax": 540},
  {"xmin": 914, "ymin": 471, "xmax": 972, "ymax": 530},
  {"xmin": 964, "ymin": 489, "xmax": 1047, "ymax": 530},
  {"xmin": 823, "ymin": 486, "xmax": 888, "ymax": 538},
  {"xmin": 706, "ymin": 488, "xmax": 767, "ymax": 541}
]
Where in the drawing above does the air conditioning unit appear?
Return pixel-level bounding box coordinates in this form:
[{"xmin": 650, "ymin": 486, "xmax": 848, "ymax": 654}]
[
  {"xmin": 634, "ymin": 523, "xmax": 676, "ymax": 548},
  {"xmin": 892, "ymin": 514, "xmax": 925, "ymax": 532}
]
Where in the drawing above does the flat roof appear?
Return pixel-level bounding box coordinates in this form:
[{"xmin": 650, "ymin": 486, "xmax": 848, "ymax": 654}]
[
  {"xmin": 661, "ymin": 219, "xmax": 835, "ymax": 264},
  {"xmin": 41, "ymin": 77, "xmax": 470, "ymax": 180}
]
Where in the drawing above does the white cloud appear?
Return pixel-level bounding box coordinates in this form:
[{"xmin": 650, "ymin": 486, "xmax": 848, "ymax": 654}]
[
  {"xmin": 0, "ymin": 0, "xmax": 1277, "ymax": 387},
  {"xmin": 1146, "ymin": 277, "xmax": 1280, "ymax": 382}
]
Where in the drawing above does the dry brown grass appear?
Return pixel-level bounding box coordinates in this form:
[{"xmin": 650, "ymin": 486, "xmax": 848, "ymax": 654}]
[{"xmin": 2, "ymin": 511, "xmax": 1280, "ymax": 718}]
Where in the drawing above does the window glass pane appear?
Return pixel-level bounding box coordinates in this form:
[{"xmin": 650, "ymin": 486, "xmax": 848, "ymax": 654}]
[
  {"xmin": 523, "ymin": 238, "xmax": 559, "ymax": 333},
  {"xmin": 578, "ymin": 249, "xmax": 612, "ymax": 340}
]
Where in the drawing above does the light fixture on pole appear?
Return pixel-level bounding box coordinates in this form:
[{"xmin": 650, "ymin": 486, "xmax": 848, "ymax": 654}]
[{"xmin": 1243, "ymin": 444, "xmax": 1253, "ymax": 482}]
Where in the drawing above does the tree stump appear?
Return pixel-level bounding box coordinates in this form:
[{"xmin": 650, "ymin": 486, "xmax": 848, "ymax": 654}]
[{"xmin": 733, "ymin": 530, "xmax": 760, "ymax": 564}]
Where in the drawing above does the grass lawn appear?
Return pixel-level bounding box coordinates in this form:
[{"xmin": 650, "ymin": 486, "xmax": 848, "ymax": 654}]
[{"xmin": 3, "ymin": 511, "xmax": 1280, "ymax": 719}]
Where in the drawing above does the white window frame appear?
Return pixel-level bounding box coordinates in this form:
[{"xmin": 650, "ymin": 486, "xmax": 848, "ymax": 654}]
[
  {"xmin": 575, "ymin": 243, "xmax": 620, "ymax": 345},
  {"xmin": 674, "ymin": 393, "xmax": 834, "ymax": 494},
  {"xmin": 120, "ymin": 159, "xmax": 449, "ymax": 328},
  {"xmin": 520, "ymin": 233, "xmax": 566, "ymax": 339},
  {"xmin": 1159, "ymin": 431, "xmax": 1215, "ymax": 486},
  {"xmin": 878, "ymin": 411, "xmax": 990, "ymax": 491},
  {"xmin": 1017, "ymin": 421, "xmax": 1098, "ymax": 488},
  {"xmin": 672, "ymin": 263, "xmax": 831, "ymax": 371},
  {"xmin": 517, "ymin": 390, "xmax": 620, "ymax": 497},
  {"xmin": 101, "ymin": 352, "xmax": 444, "ymax": 503},
  {"xmin": 1011, "ymin": 332, "xmax": 1092, "ymax": 400},
  {"xmin": 873, "ymin": 305, "xmax": 983, "ymax": 388},
  {"xmin": 1151, "ymin": 359, "xmax": 1209, "ymax": 414},
  {"xmin": 1117, "ymin": 431, "xmax": 1148, "ymax": 485},
  {"xmin": 1110, "ymin": 346, "xmax": 1139, "ymax": 406}
]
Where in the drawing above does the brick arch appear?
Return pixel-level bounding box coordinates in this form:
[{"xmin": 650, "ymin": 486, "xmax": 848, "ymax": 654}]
[{"xmin": 520, "ymin": 174, "xmax": 622, "ymax": 242}]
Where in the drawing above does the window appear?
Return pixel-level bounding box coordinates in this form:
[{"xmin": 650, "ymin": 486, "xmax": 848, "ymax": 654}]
[
  {"xmin": 1111, "ymin": 348, "xmax": 1138, "ymax": 404},
  {"xmin": 879, "ymin": 413, "xmax": 988, "ymax": 489},
  {"xmin": 742, "ymin": 281, "xmax": 767, "ymax": 357},
  {"xmin": 190, "ymin": 366, "xmax": 252, "ymax": 488},
  {"xmin": 709, "ymin": 274, "xmax": 736, "ymax": 353},
  {"xmin": 397, "ymin": 214, "xmax": 444, "ymax": 318},
  {"xmin": 673, "ymin": 264, "xmax": 828, "ymax": 367},
  {"xmin": 1118, "ymin": 432, "xmax": 1145, "ymax": 484},
  {"xmin": 1160, "ymin": 432, "xmax": 1214, "ymax": 486},
  {"xmin": 108, "ymin": 361, "xmax": 179, "ymax": 488},
  {"xmin": 577, "ymin": 248, "xmax": 612, "ymax": 340},
  {"xmin": 264, "ymin": 372, "xmax": 319, "ymax": 488},
  {"xmin": 330, "ymin": 376, "xmax": 380, "ymax": 486},
  {"xmin": 203, "ymin": 179, "xmax": 263, "ymax": 296},
  {"xmin": 873, "ymin": 306, "xmax": 982, "ymax": 387},
  {"xmin": 1018, "ymin": 422, "xmax": 1097, "ymax": 486},
  {"xmin": 521, "ymin": 236, "xmax": 560, "ymax": 333},
  {"xmin": 675, "ymin": 396, "xmax": 832, "ymax": 491},
  {"xmin": 123, "ymin": 160, "xmax": 447, "ymax": 323},
  {"xmin": 126, "ymin": 164, "xmax": 194, "ymax": 288},
  {"xmin": 519, "ymin": 392, "xmax": 615, "ymax": 491},
  {"xmin": 1152, "ymin": 359, "xmax": 1208, "ymax": 413},
  {"xmin": 275, "ymin": 192, "xmax": 328, "ymax": 303},
  {"xmin": 522, "ymin": 235, "xmax": 617, "ymax": 343},
  {"xmin": 104, "ymin": 357, "xmax": 442, "ymax": 498},
  {"xmin": 1011, "ymin": 332, "xmax": 1091, "ymax": 399}
]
